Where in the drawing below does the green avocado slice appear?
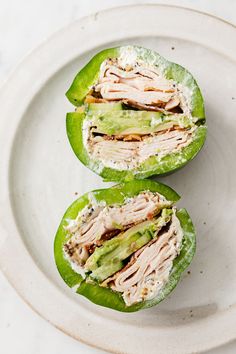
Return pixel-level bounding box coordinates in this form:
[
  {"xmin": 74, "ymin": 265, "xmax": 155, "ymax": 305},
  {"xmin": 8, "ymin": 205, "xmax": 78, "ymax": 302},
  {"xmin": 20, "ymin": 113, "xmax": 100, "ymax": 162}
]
[
  {"xmin": 88, "ymin": 109, "xmax": 193, "ymax": 136},
  {"xmin": 85, "ymin": 208, "xmax": 173, "ymax": 282},
  {"xmin": 54, "ymin": 181, "xmax": 195, "ymax": 312},
  {"xmin": 88, "ymin": 102, "xmax": 124, "ymax": 112}
]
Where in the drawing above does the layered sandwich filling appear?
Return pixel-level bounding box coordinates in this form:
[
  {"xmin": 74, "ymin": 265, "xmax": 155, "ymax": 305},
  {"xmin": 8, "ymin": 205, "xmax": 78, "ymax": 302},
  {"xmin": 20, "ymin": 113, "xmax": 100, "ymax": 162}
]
[
  {"xmin": 82, "ymin": 109, "xmax": 196, "ymax": 170},
  {"xmin": 80, "ymin": 56, "xmax": 199, "ymax": 171},
  {"xmin": 63, "ymin": 191, "xmax": 184, "ymax": 306}
]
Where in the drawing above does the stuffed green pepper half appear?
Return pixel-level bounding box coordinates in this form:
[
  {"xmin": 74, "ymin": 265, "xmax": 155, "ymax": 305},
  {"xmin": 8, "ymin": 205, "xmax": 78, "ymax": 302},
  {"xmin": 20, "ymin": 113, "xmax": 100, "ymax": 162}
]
[
  {"xmin": 54, "ymin": 180, "xmax": 195, "ymax": 312},
  {"xmin": 66, "ymin": 46, "xmax": 206, "ymax": 181}
]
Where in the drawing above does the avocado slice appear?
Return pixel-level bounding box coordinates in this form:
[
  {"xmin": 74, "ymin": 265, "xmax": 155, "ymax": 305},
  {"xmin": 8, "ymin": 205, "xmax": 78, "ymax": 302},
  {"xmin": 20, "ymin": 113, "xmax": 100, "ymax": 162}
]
[
  {"xmin": 88, "ymin": 102, "xmax": 124, "ymax": 112},
  {"xmin": 89, "ymin": 109, "xmax": 193, "ymax": 136},
  {"xmin": 85, "ymin": 208, "xmax": 172, "ymax": 282}
]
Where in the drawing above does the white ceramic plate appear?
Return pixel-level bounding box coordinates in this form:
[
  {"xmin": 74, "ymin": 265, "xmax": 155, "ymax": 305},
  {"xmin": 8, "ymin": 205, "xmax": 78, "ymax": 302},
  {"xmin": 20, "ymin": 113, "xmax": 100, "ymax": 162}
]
[{"xmin": 1, "ymin": 5, "xmax": 236, "ymax": 354}]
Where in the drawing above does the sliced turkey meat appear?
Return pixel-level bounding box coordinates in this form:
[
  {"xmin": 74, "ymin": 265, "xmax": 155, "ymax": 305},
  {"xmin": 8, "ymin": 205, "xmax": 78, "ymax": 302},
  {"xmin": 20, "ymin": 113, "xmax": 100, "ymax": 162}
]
[
  {"xmin": 87, "ymin": 127, "xmax": 196, "ymax": 170},
  {"xmin": 64, "ymin": 191, "xmax": 171, "ymax": 267},
  {"xmin": 103, "ymin": 210, "xmax": 183, "ymax": 306},
  {"xmin": 93, "ymin": 60, "xmax": 185, "ymax": 113}
]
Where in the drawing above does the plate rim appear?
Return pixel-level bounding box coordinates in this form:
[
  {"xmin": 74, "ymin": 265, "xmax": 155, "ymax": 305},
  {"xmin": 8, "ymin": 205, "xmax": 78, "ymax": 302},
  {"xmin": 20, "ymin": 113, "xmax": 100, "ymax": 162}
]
[{"xmin": 0, "ymin": 4, "xmax": 236, "ymax": 354}]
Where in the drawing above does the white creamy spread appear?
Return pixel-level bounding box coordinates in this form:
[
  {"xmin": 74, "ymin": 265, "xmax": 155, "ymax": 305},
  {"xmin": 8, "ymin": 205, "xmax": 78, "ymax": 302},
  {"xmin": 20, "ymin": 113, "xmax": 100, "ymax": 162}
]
[{"xmin": 118, "ymin": 46, "xmax": 138, "ymax": 69}]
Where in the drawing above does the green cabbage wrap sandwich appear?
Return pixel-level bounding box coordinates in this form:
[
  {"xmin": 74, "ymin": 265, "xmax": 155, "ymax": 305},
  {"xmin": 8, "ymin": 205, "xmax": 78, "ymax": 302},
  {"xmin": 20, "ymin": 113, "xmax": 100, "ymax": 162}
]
[
  {"xmin": 54, "ymin": 180, "xmax": 196, "ymax": 312},
  {"xmin": 66, "ymin": 46, "xmax": 206, "ymax": 181}
]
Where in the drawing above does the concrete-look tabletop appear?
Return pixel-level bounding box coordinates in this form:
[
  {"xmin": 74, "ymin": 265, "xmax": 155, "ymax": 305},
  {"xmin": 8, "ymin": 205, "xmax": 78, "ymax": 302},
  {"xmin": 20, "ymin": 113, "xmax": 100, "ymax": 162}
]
[{"xmin": 0, "ymin": 1, "xmax": 235, "ymax": 353}]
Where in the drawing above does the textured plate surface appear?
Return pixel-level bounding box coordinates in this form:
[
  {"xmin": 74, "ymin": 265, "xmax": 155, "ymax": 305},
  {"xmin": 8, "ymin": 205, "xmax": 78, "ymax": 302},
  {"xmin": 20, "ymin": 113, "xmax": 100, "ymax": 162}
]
[{"xmin": 0, "ymin": 5, "xmax": 236, "ymax": 354}]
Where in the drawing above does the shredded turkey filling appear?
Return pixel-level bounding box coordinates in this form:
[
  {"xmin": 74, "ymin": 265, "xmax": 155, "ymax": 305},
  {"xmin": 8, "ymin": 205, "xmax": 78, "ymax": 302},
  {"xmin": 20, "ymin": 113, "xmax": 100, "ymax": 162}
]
[
  {"xmin": 102, "ymin": 210, "xmax": 183, "ymax": 306},
  {"xmin": 90, "ymin": 58, "xmax": 186, "ymax": 114},
  {"xmin": 64, "ymin": 191, "xmax": 171, "ymax": 267}
]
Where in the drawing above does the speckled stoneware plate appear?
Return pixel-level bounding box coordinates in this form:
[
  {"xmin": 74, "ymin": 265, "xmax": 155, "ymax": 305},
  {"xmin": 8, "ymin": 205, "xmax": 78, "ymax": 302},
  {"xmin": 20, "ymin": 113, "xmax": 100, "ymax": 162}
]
[{"xmin": 0, "ymin": 5, "xmax": 236, "ymax": 354}]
